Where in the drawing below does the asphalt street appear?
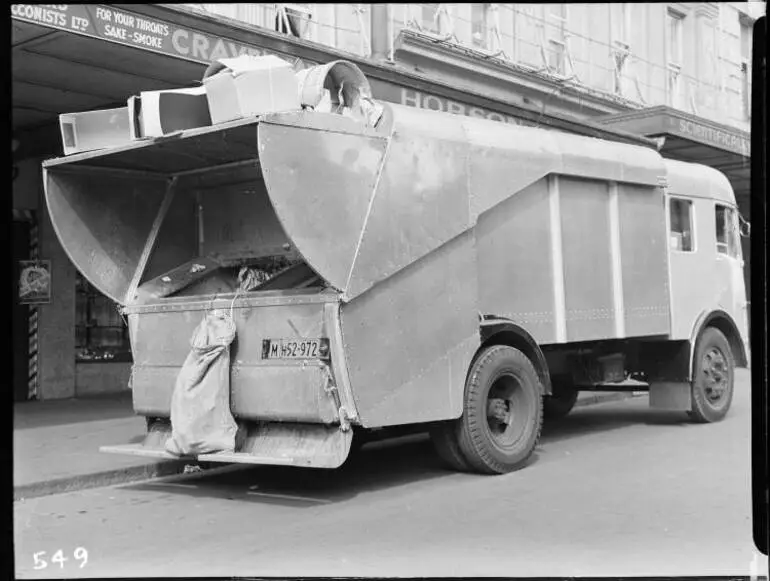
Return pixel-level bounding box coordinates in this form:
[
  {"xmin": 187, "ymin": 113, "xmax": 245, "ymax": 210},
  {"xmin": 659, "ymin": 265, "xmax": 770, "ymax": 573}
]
[{"xmin": 14, "ymin": 369, "xmax": 765, "ymax": 578}]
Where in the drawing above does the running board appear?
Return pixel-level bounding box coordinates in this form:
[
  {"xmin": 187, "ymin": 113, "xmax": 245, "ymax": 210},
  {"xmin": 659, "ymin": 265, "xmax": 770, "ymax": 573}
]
[
  {"xmin": 574, "ymin": 379, "xmax": 650, "ymax": 392},
  {"xmin": 100, "ymin": 422, "xmax": 353, "ymax": 469}
]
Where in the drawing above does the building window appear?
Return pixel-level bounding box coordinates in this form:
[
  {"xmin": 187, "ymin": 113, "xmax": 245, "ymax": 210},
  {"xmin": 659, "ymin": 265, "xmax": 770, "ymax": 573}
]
[
  {"xmin": 715, "ymin": 205, "xmax": 740, "ymax": 258},
  {"xmin": 670, "ymin": 198, "xmax": 694, "ymax": 252},
  {"xmin": 611, "ymin": 4, "xmax": 631, "ymax": 95},
  {"xmin": 666, "ymin": 9, "xmax": 685, "ymax": 107},
  {"xmin": 740, "ymin": 20, "xmax": 751, "ymax": 120},
  {"xmin": 471, "ymin": 4, "xmax": 489, "ymax": 49},
  {"xmin": 274, "ymin": 3, "xmax": 312, "ymax": 38},
  {"xmin": 75, "ymin": 274, "xmax": 132, "ymax": 363},
  {"xmin": 612, "ymin": 3, "xmax": 631, "ymax": 46},
  {"xmin": 421, "ymin": 3, "xmax": 441, "ymax": 34},
  {"xmin": 547, "ymin": 4, "xmax": 567, "ymax": 74}
]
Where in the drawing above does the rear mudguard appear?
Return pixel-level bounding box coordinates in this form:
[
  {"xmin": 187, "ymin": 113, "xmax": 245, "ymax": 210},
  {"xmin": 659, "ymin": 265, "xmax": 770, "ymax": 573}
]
[{"xmin": 479, "ymin": 316, "xmax": 552, "ymax": 396}]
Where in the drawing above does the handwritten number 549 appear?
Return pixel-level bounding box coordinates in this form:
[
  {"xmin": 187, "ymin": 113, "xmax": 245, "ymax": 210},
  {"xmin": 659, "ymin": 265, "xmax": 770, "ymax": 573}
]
[{"xmin": 33, "ymin": 548, "xmax": 88, "ymax": 569}]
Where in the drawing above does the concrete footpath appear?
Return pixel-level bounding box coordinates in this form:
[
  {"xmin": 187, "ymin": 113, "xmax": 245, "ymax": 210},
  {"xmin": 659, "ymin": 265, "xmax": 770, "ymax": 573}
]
[{"xmin": 13, "ymin": 389, "xmax": 642, "ymax": 500}]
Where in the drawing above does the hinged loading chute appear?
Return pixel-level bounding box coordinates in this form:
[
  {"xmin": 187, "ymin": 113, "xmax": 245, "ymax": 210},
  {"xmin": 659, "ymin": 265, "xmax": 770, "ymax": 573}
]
[{"xmin": 43, "ymin": 111, "xmax": 391, "ymax": 308}]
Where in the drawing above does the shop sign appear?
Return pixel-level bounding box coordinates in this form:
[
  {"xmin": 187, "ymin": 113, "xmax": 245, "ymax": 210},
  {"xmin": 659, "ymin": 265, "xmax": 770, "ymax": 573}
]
[
  {"xmin": 11, "ymin": 4, "xmax": 314, "ymax": 67},
  {"xmin": 665, "ymin": 115, "xmax": 750, "ymax": 157},
  {"xmin": 369, "ymin": 80, "xmax": 538, "ymax": 127},
  {"xmin": 19, "ymin": 260, "xmax": 51, "ymax": 305}
]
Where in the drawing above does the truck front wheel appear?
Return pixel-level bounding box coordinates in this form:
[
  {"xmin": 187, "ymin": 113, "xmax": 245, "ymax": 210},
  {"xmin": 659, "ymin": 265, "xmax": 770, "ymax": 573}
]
[
  {"xmin": 435, "ymin": 345, "xmax": 544, "ymax": 474},
  {"xmin": 688, "ymin": 327, "xmax": 735, "ymax": 423}
]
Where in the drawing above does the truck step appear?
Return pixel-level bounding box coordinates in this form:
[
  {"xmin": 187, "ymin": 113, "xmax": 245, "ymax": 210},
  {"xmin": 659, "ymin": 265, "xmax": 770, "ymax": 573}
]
[{"xmin": 100, "ymin": 421, "xmax": 353, "ymax": 469}]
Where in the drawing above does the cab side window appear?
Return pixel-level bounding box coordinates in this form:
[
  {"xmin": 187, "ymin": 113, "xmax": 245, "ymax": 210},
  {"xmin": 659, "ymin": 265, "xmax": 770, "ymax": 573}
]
[
  {"xmin": 670, "ymin": 198, "xmax": 694, "ymax": 252},
  {"xmin": 715, "ymin": 205, "xmax": 740, "ymax": 258}
]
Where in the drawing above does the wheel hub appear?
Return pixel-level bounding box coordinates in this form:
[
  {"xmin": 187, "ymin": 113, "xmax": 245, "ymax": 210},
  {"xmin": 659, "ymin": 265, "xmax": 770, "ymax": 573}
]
[
  {"xmin": 485, "ymin": 374, "xmax": 530, "ymax": 448},
  {"xmin": 487, "ymin": 398, "xmax": 512, "ymax": 426},
  {"xmin": 702, "ymin": 347, "xmax": 728, "ymax": 403}
]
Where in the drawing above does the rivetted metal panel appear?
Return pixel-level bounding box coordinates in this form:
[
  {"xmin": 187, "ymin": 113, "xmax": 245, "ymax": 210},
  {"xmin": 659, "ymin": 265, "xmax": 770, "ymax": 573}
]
[
  {"xmin": 558, "ymin": 131, "xmax": 665, "ymax": 186},
  {"xmin": 131, "ymin": 302, "xmax": 326, "ymax": 367},
  {"xmin": 463, "ymin": 117, "xmax": 561, "ymax": 221},
  {"xmin": 130, "ymin": 299, "xmax": 330, "ymax": 419},
  {"xmin": 132, "ymin": 363, "xmax": 337, "ymax": 424},
  {"xmin": 43, "ymin": 169, "xmax": 167, "ymax": 305},
  {"xmin": 230, "ymin": 365, "xmax": 337, "ymax": 423},
  {"xmin": 618, "ymin": 183, "xmax": 671, "ymax": 337},
  {"xmin": 131, "ymin": 365, "xmax": 176, "ymax": 417},
  {"xmin": 559, "ymin": 177, "xmax": 615, "ymax": 341},
  {"xmin": 341, "ymin": 231, "xmax": 478, "ymax": 427},
  {"xmin": 475, "ymin": 178, "xmax": 557, "ymax": 344},
  {"xmin": 258, "ymin": 121, "xmax": 388, "ymax": 292},
  {"xmin": 200, "ymin": 179, "xmax": 292, "ymax": 262},
  {"xmin": 346, "ymin": 104, "xmax": 471, "ymax": 299},
  {"xmin": 141, "ymin": 190, "xmax": 197, "ymax": 284}
]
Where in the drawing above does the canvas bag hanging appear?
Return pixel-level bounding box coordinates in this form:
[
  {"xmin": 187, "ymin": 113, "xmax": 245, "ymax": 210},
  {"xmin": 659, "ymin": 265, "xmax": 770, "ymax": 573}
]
[{"xmin": 165, "ymin": 309, "xmax": 238, "ymax": 456}]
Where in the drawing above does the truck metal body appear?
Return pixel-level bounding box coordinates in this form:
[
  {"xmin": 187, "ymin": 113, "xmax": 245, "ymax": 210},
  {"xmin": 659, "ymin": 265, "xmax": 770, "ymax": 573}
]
[{"xmin": 43, "ymin": 101, "xmax": 749, "ymax": 472}]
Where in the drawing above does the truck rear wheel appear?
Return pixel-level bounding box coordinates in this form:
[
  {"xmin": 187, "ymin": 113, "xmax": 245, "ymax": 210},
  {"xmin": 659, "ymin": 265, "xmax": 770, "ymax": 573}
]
[
  {"xmin": 688, "ymin": 327, "xmax": 735, "ymax": 423},
  {"xmin": 430, "ymin": 422, "xmax": 471, "ymax": 471},
  {"xmin": 447, "ymin": 345, "xmax": 543, "ymax": 474}
]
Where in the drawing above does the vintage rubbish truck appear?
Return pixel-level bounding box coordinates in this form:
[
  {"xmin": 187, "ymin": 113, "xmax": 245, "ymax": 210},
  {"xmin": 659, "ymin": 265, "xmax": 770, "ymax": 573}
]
[{"xmin": 43, "ymin": 63, "xmax": 749, "ymax": 475}]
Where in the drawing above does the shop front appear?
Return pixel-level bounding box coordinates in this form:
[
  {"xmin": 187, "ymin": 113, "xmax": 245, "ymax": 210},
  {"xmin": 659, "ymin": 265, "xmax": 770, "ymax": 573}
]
[{"xmin": 11, "ymin": 3, "xmax": 657, "ymax": 400}]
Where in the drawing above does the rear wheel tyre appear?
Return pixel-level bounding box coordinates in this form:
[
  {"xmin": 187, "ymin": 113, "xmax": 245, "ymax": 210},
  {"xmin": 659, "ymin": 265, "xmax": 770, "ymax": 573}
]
[
  {"xmin": 687, "ymin": 327, "xmax": 735, "ymax": 423},
  {"xmin": 543, "ymin": 384, "xmax": 579, "ymax": 420},
  {"xmin": 430, "ymin": 422, "xmax": 471, "ymax": 471},
  {"xmin": 454, "ymin": 345, "xmax": 543, "ymax": 474}
]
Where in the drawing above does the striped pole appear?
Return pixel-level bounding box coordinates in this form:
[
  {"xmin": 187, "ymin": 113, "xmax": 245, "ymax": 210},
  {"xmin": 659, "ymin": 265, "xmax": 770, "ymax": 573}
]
[{"xmin": 27, "ymin": 210, "xmax": 39, "ymax": 401}]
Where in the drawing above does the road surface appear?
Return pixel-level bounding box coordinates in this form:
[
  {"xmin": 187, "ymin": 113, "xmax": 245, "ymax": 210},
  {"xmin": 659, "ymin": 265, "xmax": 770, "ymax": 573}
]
[{"xmin": 14, "ymin": 369, "xmax": 765, "ymax": 578}]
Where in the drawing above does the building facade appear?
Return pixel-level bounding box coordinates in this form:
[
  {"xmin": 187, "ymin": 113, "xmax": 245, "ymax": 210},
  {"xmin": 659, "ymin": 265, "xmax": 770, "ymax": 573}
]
[
  {"xmin": 11, "ymin": 3, "xmax": 761, "ymax": 401},
  {"xmin": 186, "ymin": 2, "xmax": 760, "ymax": 132}
]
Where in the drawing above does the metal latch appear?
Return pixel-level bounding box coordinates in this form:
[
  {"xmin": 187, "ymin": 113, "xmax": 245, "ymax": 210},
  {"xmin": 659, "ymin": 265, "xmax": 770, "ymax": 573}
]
[{"xmin": 322, "ymin": 367, "xmax": 351, "ymax": 432}]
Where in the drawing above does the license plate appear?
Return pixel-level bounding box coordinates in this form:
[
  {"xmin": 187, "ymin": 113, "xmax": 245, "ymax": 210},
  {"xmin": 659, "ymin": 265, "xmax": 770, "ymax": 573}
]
[{"xmin": 262, "ymin": 338, "xmax": 328, "ymax": 360}]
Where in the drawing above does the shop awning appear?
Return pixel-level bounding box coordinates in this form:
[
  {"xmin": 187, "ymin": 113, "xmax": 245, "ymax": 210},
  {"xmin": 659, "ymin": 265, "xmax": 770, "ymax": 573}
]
[
  {"xmin": 11, "ymin": 13, "xmax": 207, "ymax": 134},
  {"xmin": 595, "ymin": 106, "xmax": 751, "ymax": 197}
]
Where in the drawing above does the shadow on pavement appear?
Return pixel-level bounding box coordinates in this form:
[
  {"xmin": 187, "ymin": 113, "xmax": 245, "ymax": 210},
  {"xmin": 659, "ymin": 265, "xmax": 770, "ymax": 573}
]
[
  {"xmin": 541, "ymin": 404, "xmax": 693, "ymax": 445},
  {"xmin": 123, "ymin": 402, "xmax": 698, "ymax": 507},
  {"xmin": 124, "ymin": 434, "xmax": 465, "ymax": 508}
]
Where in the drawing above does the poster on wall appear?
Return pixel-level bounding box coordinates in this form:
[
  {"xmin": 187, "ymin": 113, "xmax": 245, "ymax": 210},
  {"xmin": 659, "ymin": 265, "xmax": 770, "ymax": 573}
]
[{"xmin": 19, "ymin": 260, "xmax": 51, "ymax": 305}]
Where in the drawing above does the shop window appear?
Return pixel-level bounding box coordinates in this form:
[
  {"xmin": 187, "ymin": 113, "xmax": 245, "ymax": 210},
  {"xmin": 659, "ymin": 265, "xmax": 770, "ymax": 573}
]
[
  {"xmin": 715, "ymin": 205, "xmax": 740, "ymax": 258},
  {"xmin": 669, "ymin": 198, "xmax": 694, "ymax": 252},
  {"xmin": 75, "ymin": 273, "xmax": 132, "ymax": 362}
]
